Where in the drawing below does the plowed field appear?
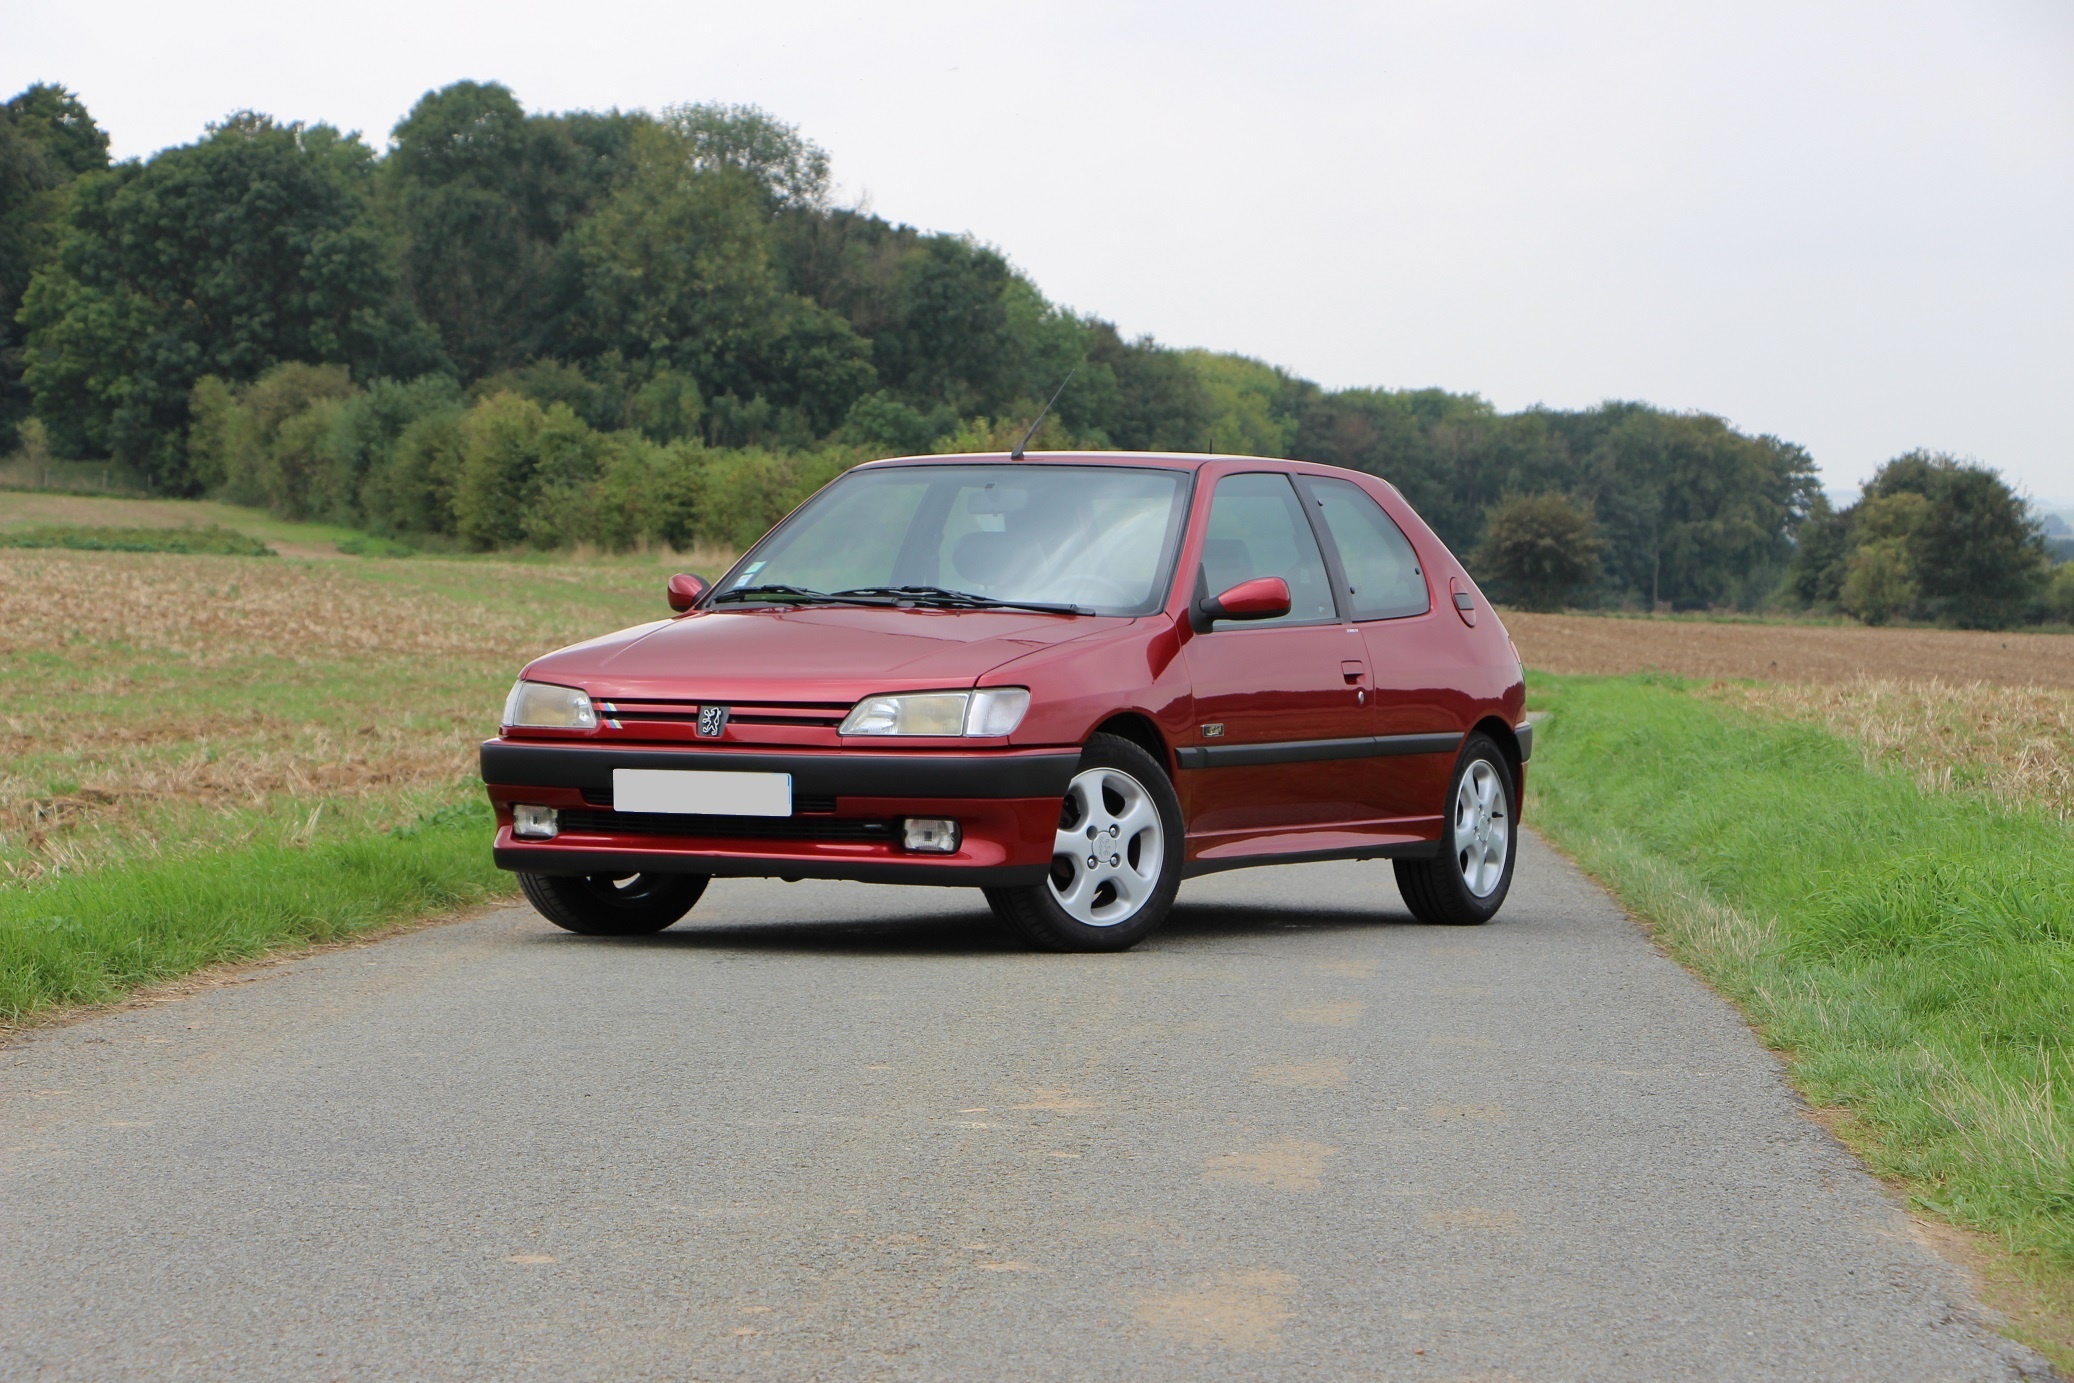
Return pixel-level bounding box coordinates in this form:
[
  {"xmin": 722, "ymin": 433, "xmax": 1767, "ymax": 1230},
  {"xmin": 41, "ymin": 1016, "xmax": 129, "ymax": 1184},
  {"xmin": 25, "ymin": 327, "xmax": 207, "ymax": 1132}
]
[{"xmin": 1503, "ymin": 612, "xmax": 2074, "ymax": 689}]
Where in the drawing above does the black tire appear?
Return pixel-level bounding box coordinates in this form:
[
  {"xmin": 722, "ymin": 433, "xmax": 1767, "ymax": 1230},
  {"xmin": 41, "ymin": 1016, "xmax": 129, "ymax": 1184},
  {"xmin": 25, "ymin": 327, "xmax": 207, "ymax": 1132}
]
[
  {"xmin": 984, "ymin": 732, "xmax": 1183, "ymax": 953},
  {"xmin": 1392, "ymin": 732, "xmax": 1517, "ymax": 926},
  {"xmin": 519, "ymin": 871, "xmax": 709, "ymax": 936}
]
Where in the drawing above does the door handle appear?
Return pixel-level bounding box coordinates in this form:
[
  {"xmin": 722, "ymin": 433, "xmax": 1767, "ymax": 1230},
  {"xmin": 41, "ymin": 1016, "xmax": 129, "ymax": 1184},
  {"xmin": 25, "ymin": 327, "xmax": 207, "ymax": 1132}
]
[{"xmin": 1341, "ymin": 661, "xmax": 1368, "ymax": 684}]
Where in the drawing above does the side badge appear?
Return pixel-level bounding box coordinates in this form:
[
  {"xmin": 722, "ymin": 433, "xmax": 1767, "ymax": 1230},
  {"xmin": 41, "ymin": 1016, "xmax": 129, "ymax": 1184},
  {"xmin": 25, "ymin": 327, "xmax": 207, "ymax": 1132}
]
[
  {"xmin": 697, "ymin": 704, "xmax": 730, "ymax": 738},
  {"xmin": 1200, "ymin": 723, "xmax": 1225, "ymax": 739}
]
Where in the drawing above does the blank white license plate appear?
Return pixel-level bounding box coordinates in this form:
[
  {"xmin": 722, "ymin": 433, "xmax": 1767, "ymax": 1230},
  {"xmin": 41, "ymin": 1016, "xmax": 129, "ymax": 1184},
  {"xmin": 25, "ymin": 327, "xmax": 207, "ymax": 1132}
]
[{"xmin": 612, "ymin": 769, "xmax": 792, "ymax": 817}]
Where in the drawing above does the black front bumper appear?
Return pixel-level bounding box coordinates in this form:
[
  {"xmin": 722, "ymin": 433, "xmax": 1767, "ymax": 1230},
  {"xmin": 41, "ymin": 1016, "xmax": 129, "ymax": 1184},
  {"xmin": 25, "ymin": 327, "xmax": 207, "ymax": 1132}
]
[
  {"xmin": 491, "ymin": 848, "xmax": 1048, "ymax": 887},
  {"xmin": 479, "ymin": 741, "xmax": 1082, "ymax": 799}
]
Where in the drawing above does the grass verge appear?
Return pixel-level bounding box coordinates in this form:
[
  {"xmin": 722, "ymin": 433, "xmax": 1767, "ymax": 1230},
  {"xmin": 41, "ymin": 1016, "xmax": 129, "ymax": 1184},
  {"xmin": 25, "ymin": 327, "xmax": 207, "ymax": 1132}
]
[
  {"xmin": 1530, "ymin": 673, "xmax": 2074, "ymax": 1369},
  {"xmin": 0, "ymin": 801, "xmax": 512, "ymax": 1027},
  {"xmin": 0, "ymin": 522, "xmax": 276, "ymax": 556}
]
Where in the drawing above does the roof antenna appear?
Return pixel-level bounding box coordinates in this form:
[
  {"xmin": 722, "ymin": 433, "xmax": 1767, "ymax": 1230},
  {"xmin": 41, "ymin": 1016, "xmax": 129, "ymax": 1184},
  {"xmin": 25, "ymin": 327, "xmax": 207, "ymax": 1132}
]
[{"xmin": 1010, "ymin": 368, "xmax": 1076, "ymax": 460}]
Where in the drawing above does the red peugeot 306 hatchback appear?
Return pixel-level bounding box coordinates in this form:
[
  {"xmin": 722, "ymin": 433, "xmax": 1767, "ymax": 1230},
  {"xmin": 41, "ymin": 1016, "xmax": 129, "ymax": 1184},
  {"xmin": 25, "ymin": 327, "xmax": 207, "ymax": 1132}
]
[{"xmin": 483, "ymin": 452, "xmax": 1528, "ymax": 951}]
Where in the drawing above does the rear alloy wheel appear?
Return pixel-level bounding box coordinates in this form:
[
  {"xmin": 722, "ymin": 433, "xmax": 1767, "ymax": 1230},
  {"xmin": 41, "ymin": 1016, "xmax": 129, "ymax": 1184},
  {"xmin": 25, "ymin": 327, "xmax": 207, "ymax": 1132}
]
[
  {"xmin": 519, "ymin": 871, "xmax": 709, "ymax": 936},
  {"xmin": 985, "ymin": 733, "xmax": 1182, "ymax": 952},
  {"xmin": 1392, "ymin": 732, "xmax": 1517, "ymax": 926}
]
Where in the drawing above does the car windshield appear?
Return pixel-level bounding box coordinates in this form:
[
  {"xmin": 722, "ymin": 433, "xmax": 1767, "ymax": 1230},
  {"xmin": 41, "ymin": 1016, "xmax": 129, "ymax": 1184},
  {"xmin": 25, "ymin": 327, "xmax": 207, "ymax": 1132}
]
[{"xmin": 716, "ymin": 464, "xmax": 1191, "ymax": 616}]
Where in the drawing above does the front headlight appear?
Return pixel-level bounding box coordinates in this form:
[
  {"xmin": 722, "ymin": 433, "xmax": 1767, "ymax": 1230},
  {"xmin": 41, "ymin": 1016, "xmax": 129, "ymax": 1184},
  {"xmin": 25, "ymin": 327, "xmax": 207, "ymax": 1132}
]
[
  {"xmin": 840, "ymin": 687, "xmax": 1031, "ymax": 737},
  {"xmin": 502, "ymin": 680, "xmax": 597, "ymax": 730}
]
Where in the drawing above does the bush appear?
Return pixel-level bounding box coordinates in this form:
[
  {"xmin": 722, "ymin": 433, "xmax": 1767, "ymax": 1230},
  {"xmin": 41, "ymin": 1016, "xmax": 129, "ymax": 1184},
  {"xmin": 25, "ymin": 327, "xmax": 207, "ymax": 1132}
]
[
  {"xmin": 1473, "ymin": 492, "xmax": 1604, "ymax": 611},
  {"xmin": 173, "ymin": 360, "xmax": 861, "ymax": 553},
  {"xmin": 2043, "ymin": 562, "xmax": 2074, "ymax": 626},
  {"xmin": 1799, "ymin": 453, "xmax": 2048, "ymax": 629},
  {"xmin": 1839, "ymin": 537, "xmax": 1916, "ymax": 625},
  {"xmin": 365, "ymin": 408, "xmax": 461, "ymax": 536}
]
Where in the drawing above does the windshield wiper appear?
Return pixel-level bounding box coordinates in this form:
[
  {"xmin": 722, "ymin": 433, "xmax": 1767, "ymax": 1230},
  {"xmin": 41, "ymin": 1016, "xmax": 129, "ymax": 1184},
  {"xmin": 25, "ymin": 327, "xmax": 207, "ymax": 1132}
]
[
  {"xmin": 832, "ymin": 585, "xmax": 1091, "ymax": 616},
  {"xmin": 708, "ymin": 583, "xmax": 898, "ymax": 607}
]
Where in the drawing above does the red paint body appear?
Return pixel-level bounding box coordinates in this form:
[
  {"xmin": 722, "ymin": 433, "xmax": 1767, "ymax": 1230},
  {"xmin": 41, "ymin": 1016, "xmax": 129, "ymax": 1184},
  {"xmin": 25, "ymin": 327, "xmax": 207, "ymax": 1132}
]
[{"xmin": 484, "ymin": 454, "xmax": 1527, "ymax": 886}]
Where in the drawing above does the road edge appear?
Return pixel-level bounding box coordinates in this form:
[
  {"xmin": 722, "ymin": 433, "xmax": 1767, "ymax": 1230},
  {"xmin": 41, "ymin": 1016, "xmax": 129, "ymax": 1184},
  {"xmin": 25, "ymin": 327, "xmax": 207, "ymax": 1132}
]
[
  {"xmin": 1523, "ymin": 822, "xmax": 2067, "ymax": 1379},
  {"xmin": 0, "ymin": 891, "xmax": 521, "ymax": 1051}
]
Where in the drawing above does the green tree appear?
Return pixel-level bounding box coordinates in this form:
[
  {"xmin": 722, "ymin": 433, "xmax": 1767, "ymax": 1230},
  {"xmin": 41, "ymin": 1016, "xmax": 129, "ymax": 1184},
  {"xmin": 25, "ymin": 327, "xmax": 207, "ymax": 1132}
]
[
  {"xmin": 2042, "ymin": 562, "xmax": 2074, "ymax": 626},
  {"xmin": 1782, "ymin": 491, "xmax": 1849, "ymax": 607},
  {"xmin": 658, "ymin": 102, "xmax": 830, "ymax": 210},
  {"xmin": 386, "ymin": 82, "xmax": 642, "ymax": 379},
  {"xmin": 1575, "ymin": 410, "xmax": 1817, "ymax": 610},
  {"xmin": 1836, "ymin": 493, "xmax": 1930, "ymax": 624},
  {"xmin": 362, "ymin": 407, "xmax": 466, "ymax": 536},
  {"xmin": 454, "ymin": 391, "xmax": 552, "ymax": 548},
  {"xmin": 3, "ymin": 83, "xmax": 111, "ymax": 178},
  {"xmin": 1839, "ymin": 538, "xmax": 1916, "ymax": 625},
  {"xmin": 575, "ymin": 127, "xmax": 778, "ymax": 369},
  {"xmin": 328, "ymin": 372, "xmax": 467, "ymax": 521},
  {"xmin": 1186, "ymin": 351, "xmax": 1298, "ymax": 457},
  {"xmin": 1473, "ymin": 492, "xmax": 1605, "ymax": 611},
  {"xmin": 573, "ymin": 119, "xmax": 869, "ymax": 441},
  {"xmin": 1081, "ymin": 326, "xmax": 1211, "ymax": 453},
  {"xmin": 21, "ymin": 114, "xmax": 440, "ymax": 487},
  {"xmin": 871, "ymin": 235, "xmax": 1021, "ymax": 414},
  {"xmin": 0, "ymin": 84, "xmax": 110, "ymax": 432},
  {"xmin": 1784, "ymin": 454, "xmax": 2046, "ymax": 628},
  {"xmin": 185, "ymin": 362, "xmax": 357, "ymax": 512},
  {"xmin": 840, "ymin": 391, "xmax": 946, "ymax": 454},
  {"xmin": 1866, "ymin": 451, "xmax": 2046, "ymax": 629},
  {"xmin": 452, "ymin": 391, "xmax": 612, "ymax": 548}
]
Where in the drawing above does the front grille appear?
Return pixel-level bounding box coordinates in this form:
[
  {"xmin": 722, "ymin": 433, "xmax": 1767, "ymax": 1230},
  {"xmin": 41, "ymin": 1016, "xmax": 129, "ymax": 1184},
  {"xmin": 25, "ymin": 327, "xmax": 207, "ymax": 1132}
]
[
  {"xmin": 579, "ymin": 789, "xmax": 838, "ymax": 813},
  {"xmin": 556, "ymin": 809, "xmax": 896, "ymax": 842},
  {"xmin": 594, "ymin": 698, "xmax": 851, "ymax": 729}
]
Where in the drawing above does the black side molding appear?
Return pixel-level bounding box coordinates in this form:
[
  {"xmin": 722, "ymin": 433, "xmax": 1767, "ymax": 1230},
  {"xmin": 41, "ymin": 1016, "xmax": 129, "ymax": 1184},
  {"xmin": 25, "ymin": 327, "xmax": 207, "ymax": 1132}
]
[
  {"xmin": 481, "ymin": 742, "xmax": 1079, "ymax": 800},
  {"xmin": 1180, "ymin": 838, "xmax": 1440, "ymax": 878},
  {"xmin": 1515, "ymin": 721, "xmax": 1534, "ymax": 761},
  {"xmin": 1175, "ymin": 731, "xmax": 1462, "ymax": 771}
]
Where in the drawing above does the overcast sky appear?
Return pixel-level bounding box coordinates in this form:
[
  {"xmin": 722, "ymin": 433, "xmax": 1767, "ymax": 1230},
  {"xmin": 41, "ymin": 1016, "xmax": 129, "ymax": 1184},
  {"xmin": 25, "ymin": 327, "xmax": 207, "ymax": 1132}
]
[{"xmin": 5, "ymin": 0, "xmax": 2070, "ymax": 503}]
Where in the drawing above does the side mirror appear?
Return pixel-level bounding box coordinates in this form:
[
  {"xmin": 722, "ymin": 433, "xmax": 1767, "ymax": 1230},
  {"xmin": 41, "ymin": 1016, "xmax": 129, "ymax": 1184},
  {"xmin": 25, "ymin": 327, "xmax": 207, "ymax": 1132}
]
[
  {"xmin": 666, "ymin": 573, "xmax": 707, "ymax": 612},
  {"xmin": 1200, "ymin": 575, "xmax": 1291, "ymax": 625}
]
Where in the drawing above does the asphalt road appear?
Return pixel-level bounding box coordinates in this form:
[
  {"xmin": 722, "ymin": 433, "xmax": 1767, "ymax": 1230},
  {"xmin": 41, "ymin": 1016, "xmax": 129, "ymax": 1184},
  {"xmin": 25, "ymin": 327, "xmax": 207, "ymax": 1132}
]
[{"xmin": 0, "ymin": 832, "xmax": 2052, "ymax": 1381}]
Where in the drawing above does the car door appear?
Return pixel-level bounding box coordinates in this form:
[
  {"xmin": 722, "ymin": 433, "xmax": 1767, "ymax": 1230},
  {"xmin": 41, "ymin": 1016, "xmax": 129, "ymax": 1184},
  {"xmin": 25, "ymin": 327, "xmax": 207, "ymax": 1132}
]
[
  {"xmin": 1180, "ymin": 472, "xmax": 1380, "ymax": 840},
  {"xmin": 1300, "ymin": 474, "xmax": 1458, "ymax": 826}
]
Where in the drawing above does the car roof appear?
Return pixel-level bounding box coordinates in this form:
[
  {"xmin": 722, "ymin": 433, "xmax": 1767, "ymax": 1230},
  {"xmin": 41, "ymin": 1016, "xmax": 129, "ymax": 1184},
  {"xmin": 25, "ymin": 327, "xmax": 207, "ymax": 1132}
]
[{"xmin": 852, "ymin": 451, "xmax": 1332, "ymax": 474}]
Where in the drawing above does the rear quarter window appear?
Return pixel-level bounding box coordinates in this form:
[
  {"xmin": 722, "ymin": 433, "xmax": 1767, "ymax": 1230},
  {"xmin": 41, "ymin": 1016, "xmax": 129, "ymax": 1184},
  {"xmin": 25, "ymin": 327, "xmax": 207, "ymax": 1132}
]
[{"xmin": 1307, "ymin": 477, "xmax": 1431, "ymax": 620}]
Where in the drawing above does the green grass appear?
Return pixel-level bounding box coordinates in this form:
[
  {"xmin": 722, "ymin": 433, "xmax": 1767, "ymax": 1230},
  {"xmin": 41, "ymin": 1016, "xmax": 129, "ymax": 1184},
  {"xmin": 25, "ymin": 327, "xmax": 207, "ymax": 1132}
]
[
  {"xmin": 1530, "ymin": 673, "xmax": 2074, "ymax": 1353},
  {"xmin": 0, "ymin": 523, "xmax": 276, "ymax": 556},
  {"xmin": 334, "ymin": 533, "xmax": 418, "ymax": 558},
  {"xmin": 0, "ymin": 800, "xmax": 511, "ymax": 1023},
  {"xmin": 0, "ymin": 489, "xmax": 387, "ymax": 549}
]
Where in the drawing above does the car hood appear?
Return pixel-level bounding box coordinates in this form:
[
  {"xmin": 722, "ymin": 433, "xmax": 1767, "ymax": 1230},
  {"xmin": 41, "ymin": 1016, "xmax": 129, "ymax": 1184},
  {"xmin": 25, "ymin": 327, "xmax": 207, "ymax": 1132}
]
[{"xmin": 522, "ymin": 605, "xmax": 1126, "ymax": 702}]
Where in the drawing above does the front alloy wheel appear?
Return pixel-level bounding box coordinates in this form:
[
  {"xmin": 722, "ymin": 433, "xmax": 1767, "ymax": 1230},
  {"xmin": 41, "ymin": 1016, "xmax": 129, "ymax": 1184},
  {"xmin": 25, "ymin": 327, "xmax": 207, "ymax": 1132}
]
[
  {"xmin": 985, "ymin": 732, "xmax": 1182, "ymax": 951},
  {"xmin": 1048, "ymin": 765, "xmax": 1166, "ymax": 926}
]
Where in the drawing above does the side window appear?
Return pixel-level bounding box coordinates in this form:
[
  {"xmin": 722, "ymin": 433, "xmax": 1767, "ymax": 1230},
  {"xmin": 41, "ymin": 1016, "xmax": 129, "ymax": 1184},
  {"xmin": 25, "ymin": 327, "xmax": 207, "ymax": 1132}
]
[
  {"xmin": 1200, "ymin": 472, "xmax": 1336, "ymax": 626},
  {"xmin": 1307, "ymin": 477, "xmax": 1431, "ymax": 620}
]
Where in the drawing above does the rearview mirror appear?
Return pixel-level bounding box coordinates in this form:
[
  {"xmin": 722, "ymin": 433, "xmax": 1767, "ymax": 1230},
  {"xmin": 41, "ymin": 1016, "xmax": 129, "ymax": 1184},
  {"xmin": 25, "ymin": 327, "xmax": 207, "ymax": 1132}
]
[
  {"xmin": 666, "ymin": 573, "xmax": 707, "ymax": 612},
  {"xmin": 1201, "ymin": 575, "xmax": 1291, "ymax": 624}
]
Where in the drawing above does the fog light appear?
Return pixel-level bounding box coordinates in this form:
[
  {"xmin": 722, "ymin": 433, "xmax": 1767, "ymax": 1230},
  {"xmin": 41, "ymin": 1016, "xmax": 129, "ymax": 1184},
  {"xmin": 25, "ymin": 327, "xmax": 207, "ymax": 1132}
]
[
  {"xmin": 513, "ymin": 804, "xmax": 559, "ymax": 840},
  {"xmin": 902, "ymin": 817, "xmax": 960, "ymax": 853}
]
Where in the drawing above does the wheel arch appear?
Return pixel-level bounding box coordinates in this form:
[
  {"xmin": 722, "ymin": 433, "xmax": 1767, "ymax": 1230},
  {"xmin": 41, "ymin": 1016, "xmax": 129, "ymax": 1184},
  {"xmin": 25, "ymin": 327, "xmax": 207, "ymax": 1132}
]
[
  {"xmin": 1091, "ymin": 711, "xmax": 1172, "ymax": 776},
  {"xmin": 1470, "ymin": 715, "xmax": 1522, "ymax": 781}
]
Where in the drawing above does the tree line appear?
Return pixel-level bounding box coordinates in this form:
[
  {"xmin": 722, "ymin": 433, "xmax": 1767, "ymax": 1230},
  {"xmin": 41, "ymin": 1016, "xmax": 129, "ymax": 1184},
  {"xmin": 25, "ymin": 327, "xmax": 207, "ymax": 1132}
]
[{"xmin": 2, "ymin": 80, "xmax": 2062, "ymax": 627}]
